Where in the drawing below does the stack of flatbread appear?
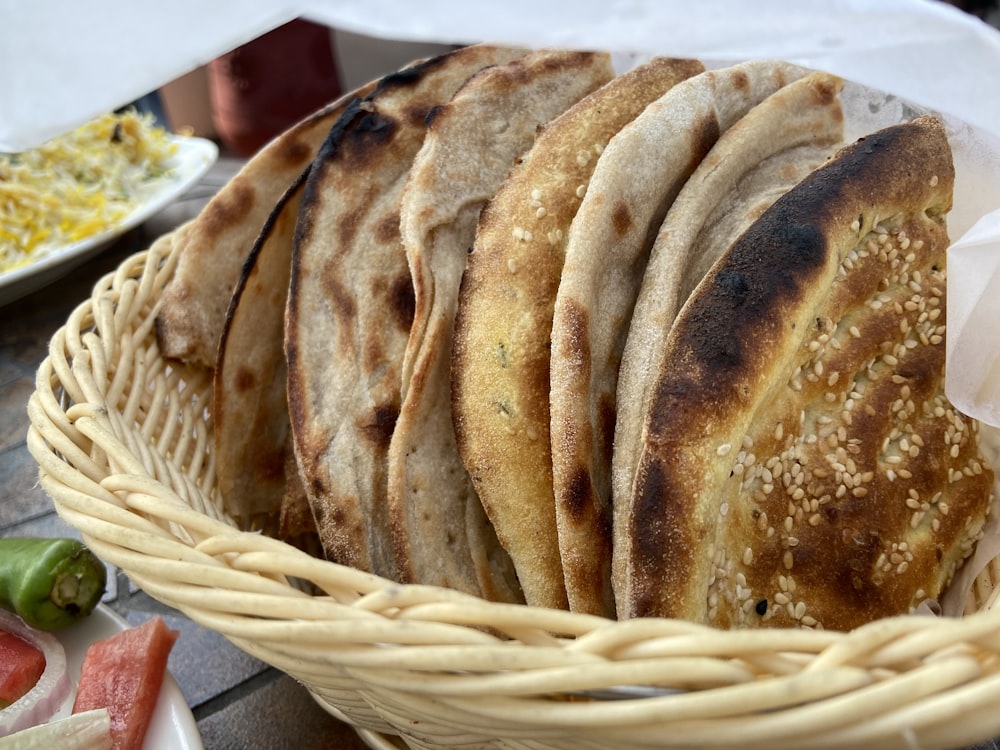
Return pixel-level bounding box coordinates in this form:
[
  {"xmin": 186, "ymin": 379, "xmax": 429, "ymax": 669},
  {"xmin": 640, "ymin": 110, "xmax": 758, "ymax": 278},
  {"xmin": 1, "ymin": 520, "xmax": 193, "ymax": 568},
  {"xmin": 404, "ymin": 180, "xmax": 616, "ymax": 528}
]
[{"xmin": 155, "ymin": 44, "xmax": 995, "ymax": 631}]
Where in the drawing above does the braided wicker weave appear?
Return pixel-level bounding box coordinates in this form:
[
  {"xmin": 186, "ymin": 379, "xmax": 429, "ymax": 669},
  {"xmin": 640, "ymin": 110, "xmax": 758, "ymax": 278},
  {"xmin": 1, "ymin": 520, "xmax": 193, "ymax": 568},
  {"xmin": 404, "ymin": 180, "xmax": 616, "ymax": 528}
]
[{"xmin": 25, "ymin": 235, "xmax": 1000, "ymax": 750}]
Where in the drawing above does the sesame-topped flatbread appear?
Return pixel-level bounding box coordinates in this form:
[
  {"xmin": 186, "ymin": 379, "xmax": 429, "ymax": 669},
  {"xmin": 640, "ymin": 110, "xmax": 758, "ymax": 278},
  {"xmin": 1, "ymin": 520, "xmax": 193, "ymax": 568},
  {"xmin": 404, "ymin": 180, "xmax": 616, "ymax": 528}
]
[
  {"xmin": 451, "ymin": 57, "xmax": 705, "ymax": 617},
  {"xmin": 547, "ymin": 59, "xmax": 809, "ymax": 616},
  {"xmin": 613, "ymin": 70, "xmax": 846, "ymax": 562},
  {"xmin": 388, "ymin": 49, "xmax": 615, "ymax": 606},
  {"xmin": 155, "ymin": 80, "xmax": 376, "ymax": 369},
  {"xmin": 284, "ymin": 45, "xmax": 528, "ymax": 584},
  {"xmin": 616, "ymin": 116, "xmax": 993, "ymax": 630}
]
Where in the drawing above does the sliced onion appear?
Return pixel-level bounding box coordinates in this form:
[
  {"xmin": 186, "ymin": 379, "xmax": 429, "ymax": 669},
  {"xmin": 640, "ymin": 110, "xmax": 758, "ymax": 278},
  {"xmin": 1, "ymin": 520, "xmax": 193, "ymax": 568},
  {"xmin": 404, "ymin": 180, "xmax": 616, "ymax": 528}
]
[
  {"xmin": 0, "ymin": 709, "xmax": 112, "ymax": 750},
  {"xmin": 0, "ymin": 609, "xmax": 72, "ymax": 736}
]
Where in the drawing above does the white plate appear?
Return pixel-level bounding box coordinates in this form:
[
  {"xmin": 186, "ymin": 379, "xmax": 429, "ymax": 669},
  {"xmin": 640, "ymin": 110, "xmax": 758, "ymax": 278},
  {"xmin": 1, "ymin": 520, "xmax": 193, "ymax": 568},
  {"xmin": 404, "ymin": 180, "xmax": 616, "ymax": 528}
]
[
  {"xmin": 0, "ymin": 135, "xmax": 218, "ymax": 308},
  {"xmin": 51, "ymin": 604, "xmax": 204, "ymax": 750}
]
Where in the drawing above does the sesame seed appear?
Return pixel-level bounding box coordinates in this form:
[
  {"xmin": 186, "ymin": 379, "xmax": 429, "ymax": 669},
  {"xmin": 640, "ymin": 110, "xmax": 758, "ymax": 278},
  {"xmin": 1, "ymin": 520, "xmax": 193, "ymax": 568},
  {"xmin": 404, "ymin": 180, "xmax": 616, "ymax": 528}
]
[{"xmin": 717, "ymin": 443, "xmax": 732, "ymax": 456}]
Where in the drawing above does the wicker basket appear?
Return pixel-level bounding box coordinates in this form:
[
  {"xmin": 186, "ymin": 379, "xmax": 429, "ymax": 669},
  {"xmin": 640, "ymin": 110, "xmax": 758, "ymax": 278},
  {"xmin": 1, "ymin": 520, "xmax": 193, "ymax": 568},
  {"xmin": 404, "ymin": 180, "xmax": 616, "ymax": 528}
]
[{"xmin": 25, "ymin": 235, "xmax": 1000, "ymax": 750}]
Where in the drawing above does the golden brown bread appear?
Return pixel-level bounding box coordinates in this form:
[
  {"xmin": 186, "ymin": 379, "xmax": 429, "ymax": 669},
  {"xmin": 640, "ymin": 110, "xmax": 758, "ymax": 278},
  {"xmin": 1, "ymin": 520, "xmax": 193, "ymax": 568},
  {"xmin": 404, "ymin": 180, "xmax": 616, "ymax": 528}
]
[
  {"xmin": 615, "ymin": 116, "xmax": 994, "ymax": 630},
  {"xmin": 451, "ymin": 56, "xmax": 705, "ymax": 617},
  {"xmin": 284, "ymin": 45, "xmax": 528, "ymax": 584},
  {"xmin": 388, "ymin": 49, "xmax": 615, "ymax": 606}
]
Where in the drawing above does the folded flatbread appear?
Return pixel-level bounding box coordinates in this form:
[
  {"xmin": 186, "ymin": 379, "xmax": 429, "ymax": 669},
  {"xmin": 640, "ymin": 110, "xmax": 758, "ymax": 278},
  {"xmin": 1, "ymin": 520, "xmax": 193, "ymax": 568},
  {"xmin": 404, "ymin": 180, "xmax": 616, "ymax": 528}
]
[
  {"xmin": 155, "ymin": 81, "xmax": 376, "ymax": 368},
  {"xmin": 389, "ymin": 49, "xmax": 615, "ymax": 606},
  {"xmin": 284, "ymin": 45, "xmax": 528, "ymax": 584},
  {"xmin": 613, "ymin": 70, "xmax": 846, "ymax": 560},
  {"xmin": 615, "ymin": 116, "xmax": 994, "ymax": 630},
  {"xmin": 451, "ymin": 57, "xmax": 705, "ymax": 617},
  {"xmin": 547, "ymin": 59, "xmax": 809, "ymax": 616},
  {"xmin": 214, "ymin": 175, "xmax": 307, "ymax": 537}
]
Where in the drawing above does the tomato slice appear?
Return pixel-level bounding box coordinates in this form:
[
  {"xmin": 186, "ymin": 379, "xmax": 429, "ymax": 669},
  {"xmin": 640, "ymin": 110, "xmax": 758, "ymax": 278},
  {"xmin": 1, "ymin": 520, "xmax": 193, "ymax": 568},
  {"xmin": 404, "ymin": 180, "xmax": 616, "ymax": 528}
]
[
  {"xmin": 0, "ymin": 629, "xmax": 46, "ymax": 708},
  {"xmin": 71, "ymin": 616, "xmax": 179, "ymax": 750}
]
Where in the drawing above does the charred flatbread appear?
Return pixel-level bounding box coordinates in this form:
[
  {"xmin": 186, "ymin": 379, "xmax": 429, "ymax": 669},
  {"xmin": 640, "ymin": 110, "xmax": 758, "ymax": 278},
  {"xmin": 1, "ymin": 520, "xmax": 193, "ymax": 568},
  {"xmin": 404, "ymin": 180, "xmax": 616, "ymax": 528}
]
[
  {"xmin": 214, "ymin": 175, "xmax": 307, "ymax": 537},
  {"xmin": 388, "ymin": 49, "xmax": 615, "ymax": 606},
  {"xmin": 451, "ymin": 57, "xmax": 705, "ymax": 617},
  {"xmin": 155, "ymin": 81, "xmax": 377, "ymax": 368},
  {"xmin": 285, "ymin": 45, "xmax": 528, "ymax": 584},
  {"xmin": 615, "ymin": 116, "xmax": 994, "ymax": 630},
  {"xmin": 613, "ymin": 70, "xmax": 846, "ymax": 560},
  {"xmin": 547, "ymin": 59, "xmax": 809, "ymax": 616}
]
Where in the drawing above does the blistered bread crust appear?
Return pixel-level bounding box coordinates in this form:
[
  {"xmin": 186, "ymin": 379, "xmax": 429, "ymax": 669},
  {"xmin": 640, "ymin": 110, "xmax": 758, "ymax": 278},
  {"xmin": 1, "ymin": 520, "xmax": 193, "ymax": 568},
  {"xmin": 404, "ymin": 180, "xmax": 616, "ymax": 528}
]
[{"xmin": 619, "ymin": 116, "xmax": 994, "ymax": 630}]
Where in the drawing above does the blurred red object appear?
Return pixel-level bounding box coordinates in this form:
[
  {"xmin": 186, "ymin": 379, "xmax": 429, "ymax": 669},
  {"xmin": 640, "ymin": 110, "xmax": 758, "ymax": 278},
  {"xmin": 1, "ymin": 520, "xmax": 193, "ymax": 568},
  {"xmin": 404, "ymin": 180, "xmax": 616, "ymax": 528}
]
[{"xmin": 208, "ymin": 18, "xmax": 342, "ymax": 156}]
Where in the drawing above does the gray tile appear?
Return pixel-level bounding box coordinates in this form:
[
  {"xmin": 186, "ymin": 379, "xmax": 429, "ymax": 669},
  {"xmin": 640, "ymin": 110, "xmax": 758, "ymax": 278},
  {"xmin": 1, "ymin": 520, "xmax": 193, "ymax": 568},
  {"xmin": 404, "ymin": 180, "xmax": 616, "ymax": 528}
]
[
  {"xmin": 0, "ymin": 375, "xmax": 32, "ymax": 453},
  {"xmin": 196, "ymin": 673, "xmax": 374, "ymax": 750},
  {"xmin": 0, "ymin": 507, "xmax": 75, "ymax": 535},
  {"xmin": 0, "ymin": 441, "xmax": 53, "ymax": 527}
]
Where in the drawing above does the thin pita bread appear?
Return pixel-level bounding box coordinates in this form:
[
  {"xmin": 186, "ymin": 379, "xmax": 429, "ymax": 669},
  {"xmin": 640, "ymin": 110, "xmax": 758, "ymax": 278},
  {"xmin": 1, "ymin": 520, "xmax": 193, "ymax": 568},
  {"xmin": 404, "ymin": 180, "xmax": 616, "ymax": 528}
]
[
  {"xmin": 285, "ymin": 45, "xmax": 527, "ymax": 583},
  {"xmin": 389, "ymin": 50, "xmax": 615, "ymax": 606},
  {"xmin": 547, "ymin": 59, "xmax": 808, "ymax": 616},
  {"xmin": 451, "ymin": 57, "xmax": 705, "ymax": 617}
]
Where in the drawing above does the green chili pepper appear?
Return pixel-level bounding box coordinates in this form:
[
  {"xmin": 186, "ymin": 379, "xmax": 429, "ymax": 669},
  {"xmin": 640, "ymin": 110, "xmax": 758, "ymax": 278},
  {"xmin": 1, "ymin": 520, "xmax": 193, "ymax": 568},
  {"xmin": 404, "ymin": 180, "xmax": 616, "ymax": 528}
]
[{"xmin": 0, "ymin": 537, "xmax": 107, "ymax": 630}]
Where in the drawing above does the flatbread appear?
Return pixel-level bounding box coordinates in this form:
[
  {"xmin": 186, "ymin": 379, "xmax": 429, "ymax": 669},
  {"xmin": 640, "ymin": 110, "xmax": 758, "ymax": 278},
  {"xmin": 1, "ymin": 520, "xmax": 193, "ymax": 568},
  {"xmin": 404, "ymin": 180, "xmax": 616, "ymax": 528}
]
[
  {"xmin": 213, "ymin": 175, "xmax": 306, "ymax": 536},
  {"xmin": 451, "ymin": 57, "xmax": 705, "ymax": 617},
  {"xmin": 616, "ymin": 116, "xmax": 993, "ymax": 630},
  {"xmin": 388, "ymin": 49, "xmax": 615, "ymax": 606},
  {"xmin": 285, "ymin": 45, "xmax": 527, "ymax": 583},
  {"xmin": 547, "ymin": 59, "xmax": 809, "ymax": 616},
  {"xmin": 155, "ymin": 80, "xmax": 376, "ymax": 368},
  {"xmin": 613, "ymin": 70, "xmax": 846, "ymax": 560}
]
